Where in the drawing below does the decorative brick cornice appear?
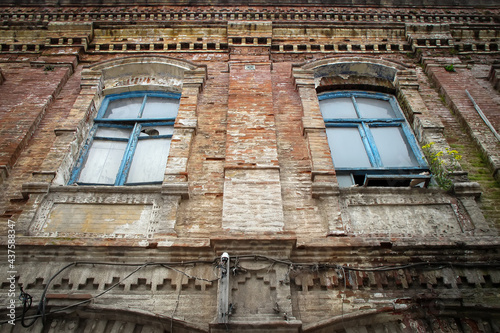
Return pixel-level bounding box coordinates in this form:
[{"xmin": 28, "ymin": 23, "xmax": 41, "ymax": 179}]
[{"xmin": 0, "ymin": 6, "xmax": 498, "ymax": 23}]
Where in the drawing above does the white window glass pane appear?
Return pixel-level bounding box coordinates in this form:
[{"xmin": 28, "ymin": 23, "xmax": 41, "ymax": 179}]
[
  {"xmin": 139, "ymin": 126, "xmax": 174, "ymax": 137},
  {"xmin": 326, "ymin": 127, "xmax": 372, "ymax": 168},
  {"xmin": 142, "ymin": 97, "xmax": 179, "ymax": 119},
  {"xmin": 356, "ymin": 98, "xmax": 395, "ymax": 118},
  {"xmin": 104, "ymin": 97, "xmax": 143, "ymax": 119},
  {"xmin": 126, "ymin": 138, "xmax": 171, "ymax": 184},
  {"xmin": 319, "ymin": 98, "xmax": 357, "ymax": 119},
  {"xmin": 95, "ymin": 127, "xmax": 131, "ymax": 138},
  {"xmin": 371, "ymin": 126, "xmax": 419, "ymax": 167},
  {"xmin": 78, "ymin": 140, "xmax": 127, "ymax": 184}
]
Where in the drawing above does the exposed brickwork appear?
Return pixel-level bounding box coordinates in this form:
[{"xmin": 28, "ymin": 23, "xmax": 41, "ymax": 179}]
[
  {"xmin": 0, "ymin": 64, "xmax": 78, "ymax": 221},
  {"xmin": 0, "ymin": 65, "xmax": 70, "ymax": 174},
  {"xmin": 421, "ymin": 60, "xmax": 500, "ymax": 227},
  {"xmin": 177, "ymin": 61, "xmax": 228, "ymax": 236},
  {"xmin": 0, "ymin": 2, "xmax": 499, "ymax": 332},
  {"xmin": 273, "ymin": 63, "xmax": 325, "ymax": 235},
  {"xmin": 226, "ymin": 62, "xmax": 278, "ymax": 169}
]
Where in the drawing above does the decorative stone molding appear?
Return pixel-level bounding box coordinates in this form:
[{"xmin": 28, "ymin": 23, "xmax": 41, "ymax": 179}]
[
  {"xmin": 0, "ymin": 5, "xmax": 496, "ymax": 24},
  {"xmin": 26, "ymin": 187, "xmax": 180, "ymax": 238},
  {"xmin": 405, "ymin": 23, "xmax": 454, "ymax": 52},
  {"xmin": 87, "ymin": 56, "xmax": 198, "ymax": 95},
  {"xmin": 339, "ymin": 188, "xmax": 476, "ymax": 237}
]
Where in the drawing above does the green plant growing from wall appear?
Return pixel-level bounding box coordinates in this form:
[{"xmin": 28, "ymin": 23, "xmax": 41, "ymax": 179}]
[
  {"xmin": 444, "ymin": 64, "xmax": 456, "ymax": 72},
  {"xmin": 422, "ymin": 142, "xmax": 462, "ymax": 190}
]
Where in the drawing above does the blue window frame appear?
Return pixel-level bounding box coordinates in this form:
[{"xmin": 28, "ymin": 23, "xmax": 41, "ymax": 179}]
[
  {"xmin": 319, "ymin": 91, "xmax": 430, "ymax": 187},
  {"xmin": 69, "ymin": 91, "xmax": 181, "ymax": 186}
]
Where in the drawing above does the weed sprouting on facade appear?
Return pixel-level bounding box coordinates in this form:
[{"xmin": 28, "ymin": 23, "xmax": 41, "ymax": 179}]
[
  {"xmin": 444, "ymin": 64, "xmax": 456, "ymax": 72},
  {"xmin": 422, "ymin": 142, "xmax": 463, "ymax": 190}
]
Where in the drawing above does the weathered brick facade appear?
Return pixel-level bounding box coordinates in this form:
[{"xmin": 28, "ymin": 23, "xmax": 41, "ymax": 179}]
[{"xmin": 0, "ymin": 1, "xmax": 499, "ymax": 332}]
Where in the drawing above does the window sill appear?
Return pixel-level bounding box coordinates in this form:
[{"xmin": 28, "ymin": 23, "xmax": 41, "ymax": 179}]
[
  {"xmin": 36, "ymin": 183, "xmax": 189, "ymax": 198},
  {"xmin": 49, "ymin": 184, "xmax": 163, "ymax": 194},
  {"xmin": 339, "ymin": 186, "xmax": 442, "ymax": 195},
  {"xmin": 312, "ymin": 181, "xmax": 441, "ymax": 198}
]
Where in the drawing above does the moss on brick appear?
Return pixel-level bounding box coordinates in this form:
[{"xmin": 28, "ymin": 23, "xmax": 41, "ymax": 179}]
[{"xmin": 448, "ymin": 136, "xmax": 500, "ymax": 228}]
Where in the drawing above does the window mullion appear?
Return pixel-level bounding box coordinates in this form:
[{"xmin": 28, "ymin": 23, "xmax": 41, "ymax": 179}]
[
  {"xmin": 115, "ymin": 123, "xmax": 142, "ymax": 185},
  {"xmin": 351, "ymin": 96, "xmax": 362, "ymax": 118},
  {"xmin": 137, "ymin": 95, "xmax": 148, "ymax": 118},
  {"xmin": 360, "ymin": 122, "xmax": 382, "ymax": 167}
]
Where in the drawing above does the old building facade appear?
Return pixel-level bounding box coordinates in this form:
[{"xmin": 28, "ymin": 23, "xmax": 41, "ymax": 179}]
[{"xmin": 1, "ymin": 0, "xmax": 500, "ymax": 332}]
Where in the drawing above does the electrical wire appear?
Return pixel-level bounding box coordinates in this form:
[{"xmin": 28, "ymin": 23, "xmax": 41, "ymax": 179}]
[
  {"xmin": 19, "ymin": 287, "xmax": 33, "ymax": 328},
  {"xmin": 231, "ymin": 255, "xmax": 500, "ymax": 272},
  {"xmin": 2, "ymin": 261, "xmax": 219, "ymax": 327},
  {"xmin": 2, "ymin": 257, "xmax": 499, "ymax": 327},
  {"xmin": 160, "ymin": 264, "xmax": 219, "ymax": 283}
]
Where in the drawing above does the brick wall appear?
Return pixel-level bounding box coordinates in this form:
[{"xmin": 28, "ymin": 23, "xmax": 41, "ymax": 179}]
[{"xmin": 0, "ymin": 3, "xmax": 499, "ymax": 332}]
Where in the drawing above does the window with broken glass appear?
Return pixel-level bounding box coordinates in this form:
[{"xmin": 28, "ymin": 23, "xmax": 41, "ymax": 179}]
[
  {"xmin": 69, "ymin": 91, "xmax": 180, "ymax": 185},
  {"xmin": 319, "ymin": 91, "xmax": 430, "ymax": 187}
]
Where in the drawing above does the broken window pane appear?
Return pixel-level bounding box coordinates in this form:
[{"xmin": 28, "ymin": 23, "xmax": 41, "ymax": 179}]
[{"xmin": 139, "ymin": 126, "xmax": 174, "ymax": 137}]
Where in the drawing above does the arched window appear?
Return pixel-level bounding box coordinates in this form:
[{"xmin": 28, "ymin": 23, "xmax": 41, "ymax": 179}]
[
  {"xmin": 319, "ymin": 91, "xmax": 430, "ymax": 187},
  {"xmin": 69, "ymin": 91, "xmax": 180, "ymax": 185}
]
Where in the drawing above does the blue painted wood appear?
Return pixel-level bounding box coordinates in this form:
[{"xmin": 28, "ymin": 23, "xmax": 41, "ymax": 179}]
[
  {"xmin": 325, "ymin": 123, "xmax": 359, "ymax": 128},
  {"xmin": 318, "ymin": 91, "xmax": 390, "ymax": 101},
  {"xmin": 351, "ymin": 95, "xmax": 362, "ymax": 118},
  {"xmin": 335, "ymin": 167, "xmax": 428, "ymax": 173},
  {"xmin": 93, "ymin": 137, "xmax": 130, "ymax": 142},
  {"xmin": 70, "ymin": 91, "xmax": 180, "ymax": 186},
  {"xmin": 68, "ymin": 124, "xmax": 98, "ymax": 184},
  {"xmin": 401, "ymin": 123, "xmax": 428, "ymax": 167},
  {"xmin": 97, "ymin": 91, "xmax": 181, "ymax": 119},
  {"xmin": 320, "ymin": 91, "xmax": 430, "ymax": 176},
  {"xmin": 95, "ymin": 118, "xmax": 176, "ymax": 123},
  {"xmin": 138, "ymin": 95, "xmax": 148, "ymax": 118},
  {"xmin": 324, "ymin": 118, "xmax": 405, "ymax": 123},
  {"xmin": 361, "ymin": 122, "xmax": 381, "ymax": 167},
  {"xmin": 92, "ymin": 123, "xmax": 135, "ymax": 128},
  {"xmin": 115, "ymin": 123, "xmax": 142, "ymax": 185}
]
